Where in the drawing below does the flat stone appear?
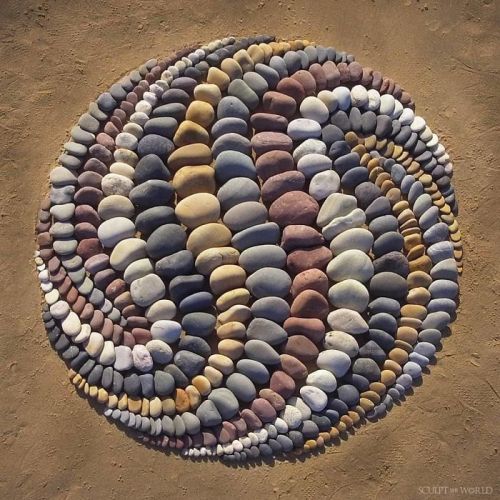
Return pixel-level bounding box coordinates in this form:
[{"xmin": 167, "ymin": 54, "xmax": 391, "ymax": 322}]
[
  {"xmin": 130, "ymin": 274, "xmax": 166, "ymax": 307},
  {"xmin": 324, "ymin": 331, "xmax": 359, "ymax": 357},
  {"xmin": 327, "ymin": 309, "xmax": 368, "ymax": 334}
]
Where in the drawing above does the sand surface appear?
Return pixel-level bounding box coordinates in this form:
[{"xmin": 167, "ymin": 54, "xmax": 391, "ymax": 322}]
[{"xmin": 1, "ymin": 0, "xmax": 499, "ymax": 498}]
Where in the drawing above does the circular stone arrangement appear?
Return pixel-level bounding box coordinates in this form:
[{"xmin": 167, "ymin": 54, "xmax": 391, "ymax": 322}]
[{"xmin": 35, "ymin": 35, "xmax": 462, "ymax": 463}]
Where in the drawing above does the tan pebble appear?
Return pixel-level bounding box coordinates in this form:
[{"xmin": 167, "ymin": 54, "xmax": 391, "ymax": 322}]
[
  {"xmin": 128, "ymin": 396, "xmax": 142, "ymax": 413},
  {"xmin": 360, "ymin": 391, "xmax": 380, "ymax": 404},
  {"xmin": 402, "ymin": 157, "xmax": 413, "ymax": 168},
  {"xmin": 400, "ymin": 304, "xmax": 427, "ymax": 320},
  {"xmin": 359, "ymin": 397, "xmax": 375, "ymax": 412},
  {"xmin": 218, "ymin": 339, "xmax": 245, "ymax": 360},
  {"xmin": 393, "ymin": 200, "xmax": 409, "ymax": 215},
  {"xmin": 186, "ymin": 385, "xmax": 201, "ymax": 410},
  {"xmin": 195, "ymin": 247, "xmax": 240, "ymax": 275},
  {"xmin": 449, "ymin": 219, "xmax": 459, "ymax": 233},
  {"xmin": 107, "ymin": 393, "xmax": 118, "ymax": 409},
  {"xmin": 392, "ymin": 145, "xmax": 403, "ymax": 158},
  {"xmin": 186, "ymin": 223, "xmax": 232, "ymax": 256},
  {"xmin": 110, "ymin": 162, "xmax": 135, "ymax": 179},
  {"xmin": 248, "ymin": 44, "xmax": 265, "ymax": 64},
  {"xmin": 319, "ymin": 431, "xmax": 331, "ymax": 443},
  {"xmin": 167, "ymin": 143, "xmax": 212, "ymax": 172},
  {"xmin": 397, "ymin": 208, "xmax": 414, "ymax": 224},
  {"xmin": 118, "ymin": 393, "xmax": 128, "ymax": 410},
  {"xmin": 407, "ymin": 244, "xmax": 425, "ymax": 260},
  {"xmin": 97, "ymin": 388, "xmax": 108, "ymax": 404},
  {"xmin": 441, "ymin": 213, "xmax": 455, "ymax": 224},
  {"xmin": 407, "ymin": 287, "xmax": 431, "ymax": 305},
  {"xmin": 174, "ymin": 388, "xmax": 190, "ymax": 413},
  {"xmin": 450, "ymin": 230, "xmax": 461, "ymax": 242},
  {"xmin": 316, "ymin": 436, "xmax": 325, "ymax": 447},
  {"xmin": 186, "ymin": 100, "xmax": 215, "ymax": 128},
  {"xmin": 141, "ymin": 398, "xmax": 149, "ymax": 416},
  {"xmin": 404, "ymin": 234, "xmax": 422, "ymax": 251},
  {"xmin": 72, "ymin": 373, "xmax": 82, "ymax": 386},
  {"xmin": 204, "ymin": 366, "xmax": 224, "ymax": 387},
  {"xmin": 193, "ymin": 83, "xmax": 222, "ymax": 106},
  {"xmin": 355, "ymin": 405, "xmax": 365, "ymax": 418},
  {"xmin": 375, "ymin": 172, "xmax": 391, "ymax": 187},
  {"xmin": 360, "ymin": 153, "xmax": 371, "ymax": 166},
  {"xmin": 209, "ymin": 264, "xmax": 246, "ymax": 295},
  {"xmin": 386, "ymin": 188, "xmax": 401, "ymax": 204},
  {"xmin": 259, "ymin": 43, "xmax": 273, "ymax": 63},
  {"xmin": 407, "ymin": 270, "xmax": 432, "ymax": 288},
  {"xmin": 175, "ymin": 193, "xmax": 220, "ymax": 229},
  {"xmin": 335, "ymin": 420, "xmax": 347, "ymax": 432},
  {"xmin": 380, "ymin": 370, "xmax": 396, "ymax": 386},
  {"xmin": 345, "ymin": 131, "xmax": 359, "ymax": 147},
  {"xmin": 68, "ymin": 368, "xmax": 77, "ymax": 379},
  {"xmin": 218, "ymin": 304, "xmax": 252, "ymax": 324},
  {"xmin": 369, "ymin": 382, "xmax": 386, "ymax": 396},
  {"xmin": 208, "ymin": 354, "xmax": 234, "ymax": 375},
  {"xmin": 207, "ymin": 67, "xmax": 230, "ymax": 90},
  {"xmin": 352, "ymin": 144, "xmax": 366, "ymax": 156},
  {"xmin": 381, "ymin": 179, "xmax": 395, "ymax": 194},
  {"xmin": 400, "ymin": 218, "xmax": 418, "ymax": 231},
  {"xmin": 217, "ymin": 321, "xmax": 246, "ymax": 340},
  {"xmin": 89, "ymin": 386, "xmax": 98, "ymax": 398},
  {"xmin": 149, "ymin": 397, "xmax": 162, "ymax": 418},
  {"xmin": 77, "ymin": 378, "xmax": 86, "ymax": 390},
  {"xmin": 399, "ymin": 317, "xmax": 422, "ymax": 330},
  {"xmin": 330, "ymin": 427, "xmax": 340, "ymax": 439},
  {"xmin": 192, "ymin": 375, "xmax": 211, "ymax": 396},
  {"xmin": 172, "ymin": 166, "xmax": 216, "ymax": 198},
  {"xmin": 340, "ymin": 415, "xmax": 353, "ymax": 428},
  {"xmin": 434, "ymin": 196, "xmax": 445, "ymax": 208},
  {"xmin": 383, "ymin": 359, "xmax": 403, "ymax": 375},
  {"xmin": 409, "ymin": 255, "xmax": 432, "ymax": 273},
  {"xmin": 407, "ymin": 161, "xmax": 420, "ymax": 174},
  {"xmin": 397, "ymin": 326, "xmax": 419, "ymax": 344},
  {"xmin": 376, "ymin": 139, "xmax": 387, "ymax": 150},
  {"xmin": 173, "ymin": 120, "xmax": 209, "ymax": 147},
  {"xmin": 83, "ymin": 383, "xmax": 90, "ymax": 395},
  {"xmin": 216, "ymin": 288, "xmax": 250, "ymax": 311},
  {"xmin": 389, "ymin": 347, "xmax": 409, "ymax": 364},
  {"xmin": 220, "ymin": 58, "xmax": 243, "ymax": 80},
  {"xmin": 394, "ymin": 339, "xmax": 413, "ymax": 353},
  {"xmin": 401, "ymin": 227, "xmax": 421, "ymax": 237},
  {"xmin": 397, "ymin": 150, "xmax": 409, "ymax": 162},
  {"xmin": 348, "ymin": 410, "xmax": 361, "ymax": 425},
  {"xmin": 384, "ymin": 141, "xmax": 394, "ymax": 157},
  {"xmin": 365, "ymin": 135, "xmax": 377, "ymax": 150},
  {"xmin": 367, "ymin": 157, "xmax": 380, "ymax": 171},
  {"xmin": 161, "ymin": 397, "xmax": 176, "ymax": 416},
  {"xmin": 305, "ymin": 439, "xmax": 317, "ymax": 450},
  {"xmin": 420, "ymin": 174, "xmax": 432, "ymax": 186},
  {"xmin": 233, "ymin": 49, "xmax": 254, "ymax": 72}
]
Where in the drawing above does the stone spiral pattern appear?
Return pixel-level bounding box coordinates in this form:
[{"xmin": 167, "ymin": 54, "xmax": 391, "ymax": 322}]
[{"xmin": 34, "ymin": 35, "xmax": 462, "ymax": 463}]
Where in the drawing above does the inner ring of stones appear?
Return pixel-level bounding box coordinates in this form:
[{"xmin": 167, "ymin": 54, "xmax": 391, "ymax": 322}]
[{"xmin": 40, "ymin": 36, "xmax": 460, "ymax": 459}]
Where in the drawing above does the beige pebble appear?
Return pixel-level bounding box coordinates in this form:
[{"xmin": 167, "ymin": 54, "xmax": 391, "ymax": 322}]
[
  {"xmin": 193, "ymin": 83, "xmax": 222, "ymax": 106},
  {"xmin": 149, "ymin": 397, "xmax": 162, "ymax": 418},
  {"xmin": 204, "ymin": 366, "xmax": 223, "ymax": 387},
  {"xmin": 209, "ymin": 264, "xmax": 246, "ymax": 295},
  {"xmin": 187, "ymin": 223, "xmax": 232, "ymax": 256},
  {"xmin": 175, "ymin": 193, "xmax": 221, "ymax": 229},
  {"xmin": 192, "ymin": 375, "xmax": 211, "ymax": 396},
  {"xmin": 173, "ymin": 165, "xmax": 216, "ymax": 198},
  {"xmin": 161, "ymin": 397, "xmax": 176, "ymax": 416},
  {"xmin": 216, "ymin": 288, "xmax": 250, "ymax": 311},
  {"xmin": 173, "ymin": 120, "xmax": 209, "ymax": 147},
  {"xmin": 207, "ymin": 67, "xmax": 230, "ymax": 90},
  {"xmin": 186, "ymin": 100, "xmax": 215, "ymax": 128},
  {"xmin": 218, "ymin": 339, "xmax": 245, "ymax": 360},
  {"xmin": 217, "ymin": 305, "xmax": 252, "ymax": 324},
  {"xmin": 216, "ymin": 321, "xmax": 246, "ymax": 340},
  {"xmin": 208, "ymin": 354, "xmax": 234, "ymax": 375},
  {"xmin": 195, "ymin": 246, "xmax": 240, "ymax": 275},
  {"xmin": 186, "ymin": 385, "xmax": 201, "ymax": 410}
]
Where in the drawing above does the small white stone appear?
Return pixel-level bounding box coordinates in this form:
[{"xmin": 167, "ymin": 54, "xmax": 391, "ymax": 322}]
[
  {"xmin": 366, "ymin": 89, "xmax": 380, "ymax": 111},
  {"xmin": 115, "ymin": 132, "xmax": 138, "ymax": 151},
  {"xmin": 379, "ymin": 94, "xmax": 395, "ymax": 115},
  {"xmin": 98, "ymin": 340, "xmax": 116, "ymax": 365},
  {"xmin": 50, "ymin": 300, "xmax": 70, "ymax": 320},
  {"xmin": 45, "ymin": 289, "xmax": 60, "ymax": 305},
  {"xmin": 130, "ymin": 111, "xmax": 149, "ymax": 127},
  {"xmin": 40, "ymin": 281, "xmax": 53, "ymax": 293},
  {"xmin": 135, "ymin": 100, "xmax": 152, "ymax": 115},
  {"xmin": 317, "ymin": 90, "xmax": 337, "ymax": 112},
  {"xmin": 85, "ymin": 331, "xmax": 104, "ymax": 357},
  {"xmin": 350, "ymin": 85, "xmax": 368, "ymax": 108},
  {"xmin": 411, "ymin": 115, "xmax": 426, "ymax": 132},
  {"xmin": 142, "ymin": 91, "xmax": 157, "ymax": 107},
  {"xmin": 391, "ymin": 99, "xmax": 403, "ymax": 119},
  {"xmin": 74, "ymin": 323, "xmax": 91, "ymax": 344},
  {"xmin": 61, "ymin": 311, "xmax": 81, "ymax": 336},
  {"xmin": 122, "ymin": 123, "xmax": 143, "ymax": 140},
  {"xmin": 38, "ymin": 269, "xmax": 49, "ymax": 282},
  {"xmin": 399, "ymin": 107, "xmax": 414, "ymax": 125},
  {"xmin": 248, "ymin": 432, "xmax": 259, "ymax": 446},
  {"xmin": 332, "ymin": 86, "xmax": 351, "ymax": 110}
]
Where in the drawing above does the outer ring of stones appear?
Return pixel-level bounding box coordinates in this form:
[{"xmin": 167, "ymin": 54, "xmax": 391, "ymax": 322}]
[{"xmin": 35, "ymin": 34, "xmax": 462, "ymax": 463}]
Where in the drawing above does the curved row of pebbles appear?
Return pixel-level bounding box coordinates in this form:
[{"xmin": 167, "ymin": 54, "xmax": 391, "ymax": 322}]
[{"xmin": 35, "ymin": 34, "xmax": 461, "ymax": 462}]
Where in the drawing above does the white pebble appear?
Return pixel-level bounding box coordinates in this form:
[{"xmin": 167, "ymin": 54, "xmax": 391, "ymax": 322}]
[
  {"xmin": 379, "ymin": 94, "xmax": 395, "ymax": 115},
  {"xmin": 317, "ymin": 90, "xmax": 338, "ymax": 112},
  {"xmin": 135, "ymin": 100, "xmax": 152, "ymax": 115},
  {"xmin": 367, "ymin": 89, "xmax": 380, "ymax": 111},
  {"xmin": 350, "ymin": 85, "xmax": 368, "ymax": 107},
  {"xmin": 411, "ymin": 115, "xmax": 426, "ymax": 132}
]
